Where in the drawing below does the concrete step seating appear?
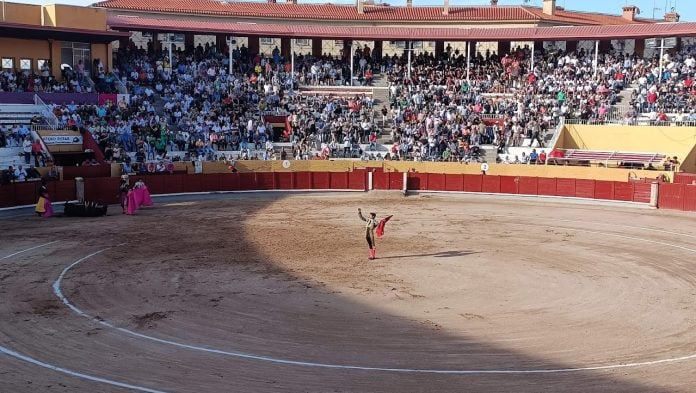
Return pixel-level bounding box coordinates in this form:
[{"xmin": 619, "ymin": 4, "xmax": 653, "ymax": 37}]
[
  {"xmin": 0, "ymin": 104, "xmax": 45, "ymax": 126},
  {"xmin": 0, "ymin": 147, "xmax": 24, "ymax": 168}
]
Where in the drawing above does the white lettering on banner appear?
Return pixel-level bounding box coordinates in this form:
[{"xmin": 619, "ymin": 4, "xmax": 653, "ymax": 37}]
[{"xmin": 43, "ymin": 135, "xmax": 83, "ymax": 145}]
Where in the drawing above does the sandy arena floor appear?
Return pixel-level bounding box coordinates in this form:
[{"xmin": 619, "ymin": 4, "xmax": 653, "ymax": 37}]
[{"xmin": 1, "ymin": 191, "xmax": 696, "ymax": 392}]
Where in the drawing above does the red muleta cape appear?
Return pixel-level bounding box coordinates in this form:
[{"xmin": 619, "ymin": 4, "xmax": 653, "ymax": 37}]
[{"xmin": 376, "ymin": 215, "xmax": 393, "ymax": 238}]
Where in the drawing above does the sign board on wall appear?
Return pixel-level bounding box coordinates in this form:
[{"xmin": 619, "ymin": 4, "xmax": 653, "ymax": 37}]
[
  {"xmin": 43, "ymin": 135, "xmax": 83, "ymax": 145},
  {"xmin": 646, "ymin": 37, "xmax": 677, "ymax": 49}
]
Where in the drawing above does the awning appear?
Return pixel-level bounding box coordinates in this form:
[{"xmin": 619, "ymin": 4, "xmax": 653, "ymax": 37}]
[
  {"xmin": 0, "ymin": 21, "xmax": 129, "ymax": 43},
  {"xmin": 108, "ymin": 15, "xmax": 696, "ymax": 41}
]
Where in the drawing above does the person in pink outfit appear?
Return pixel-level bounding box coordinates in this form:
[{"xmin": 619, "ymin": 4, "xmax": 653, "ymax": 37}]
[{"xmin": 34, "ymin": 178, "xmax": 53, "ymax": 218}]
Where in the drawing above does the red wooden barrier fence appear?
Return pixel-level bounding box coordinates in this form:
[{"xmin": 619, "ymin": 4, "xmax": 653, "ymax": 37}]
[
  {"xmin": 404, "ymin": 173, "xmax": 653, "ymax": 204},
  {"xmin": 3, "ymin": 171, "xmax": 696, "ymax": 212}
]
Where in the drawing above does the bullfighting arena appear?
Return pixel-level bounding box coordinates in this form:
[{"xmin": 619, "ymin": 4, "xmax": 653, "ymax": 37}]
[{"xmin": 2, "ymin": 191, "xmax": 696, "ymax": 392}]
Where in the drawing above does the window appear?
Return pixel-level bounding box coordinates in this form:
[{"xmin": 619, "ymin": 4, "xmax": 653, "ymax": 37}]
[
  {"xmin": 390, "ymin": 41, "xmax": 406, "ymax": 48},
  {"xmin": 295, "ymin": 39, "xmax": 310, "ymax": 47},
  {"xmin": 334, "ymin": 40, "xmax": 344, "ymax": 46},
  {"xmin": 19, "ymin": 59, "xmax": 31, "ymax": 71},
  {"xmin": 37, "ymin": 59, "xmax": 49, "ymax": 70},
  {"xmin": 1, "ymin": 58, "xmax": 13, "ymax": 69},
  {"xmin": 260, "ymin": 37, "xmax": 275, "ymax": 45}
]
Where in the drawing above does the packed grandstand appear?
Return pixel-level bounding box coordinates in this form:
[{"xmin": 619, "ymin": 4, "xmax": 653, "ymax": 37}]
[{"xmin": 0, "ymin": 0, "xmax": 695, "ymax": 180}]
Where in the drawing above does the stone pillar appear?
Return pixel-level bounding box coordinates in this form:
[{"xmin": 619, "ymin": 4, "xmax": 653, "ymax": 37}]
[
  {"xmin": 498, "ymin": 41, "xmax": 511, "ymax": 56},
  {"xmin": 281, "ymin": 37, "xmax": 291, "ymax": 59},
  {"xmin": 248, "ymin": 36, "xmax": 260, "ymax": 57},
  {"xmin": 184, "ymin": 33, "xmax": 195, "ymax": 52},
  {"xmin": 312, "ymin": 39, "xmax": 322, "ymax": 57},
  {"xmin": 565, "ymin": 40, "xmax": 578, "ymax": 54},
  {"xmin": 598, "ymin": 40, "xmax": 612, "ymax": 54}
]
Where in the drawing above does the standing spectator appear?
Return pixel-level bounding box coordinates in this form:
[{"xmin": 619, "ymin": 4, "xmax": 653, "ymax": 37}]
[
  {"xmin": 31, "ymin": 138, "xmax": 42, "ymax": 167},
  {"xmin": 22, "ymin": 137, "xmax": 32, "ymax": 165}
]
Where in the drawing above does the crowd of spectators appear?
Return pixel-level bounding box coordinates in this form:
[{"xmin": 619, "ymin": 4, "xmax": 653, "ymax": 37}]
[
  {"xmin": 3, "ymin": 38, "xmax": 696, "ymax": 173},
  {"xmin": 0, "ymin": 58, "xmax": 120, "ymax": 94},
  {"xmin": 625, "ymin": 45, "xmax": 696, "ymax": 122},
  {"xmin": 381, "ymin": 45, "xmax": 635, "ymax": 161}
]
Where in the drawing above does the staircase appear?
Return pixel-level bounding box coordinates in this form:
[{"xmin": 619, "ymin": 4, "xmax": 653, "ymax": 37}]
[
  {"xmin": 153, "ymin": 93, "xmax": 178, "ymax": 132},
  {"xmin": 371, "ymin": 74, "xmax": 391, "ymax": 143}
]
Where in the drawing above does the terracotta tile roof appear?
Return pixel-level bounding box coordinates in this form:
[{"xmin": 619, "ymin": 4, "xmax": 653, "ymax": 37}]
[
  {"xmin": 93, "ymin": 0, "xmax": 650, "ymax": 25},
  {"xmin": 107, "ymin": 15, "xmax": 696, "ymax": 41}
]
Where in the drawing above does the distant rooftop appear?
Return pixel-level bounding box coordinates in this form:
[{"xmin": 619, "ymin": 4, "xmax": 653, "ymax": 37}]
[{"xmin": 92, "ymin": 0, "xmax": 654, "ymax": 25}]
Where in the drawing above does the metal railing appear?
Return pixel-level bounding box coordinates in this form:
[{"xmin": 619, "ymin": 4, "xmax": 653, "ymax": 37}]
[
  {"xmin": 33, "ymin": 94, "xmax": 58, "ymax": 130},
  {"xmin": 111, "ymin": 72, "xmax": 128, "ymax": 94},
  {"xmin": 30, "ymin": 129, "xmax": 53, "ymax": 164},
  {"xmin": 83, "ymin": 74, "xmax": 96, "ymax": 92},
  {"xmin": 546, "ymin": 116, "xmax": 565, "ymax": 152}
]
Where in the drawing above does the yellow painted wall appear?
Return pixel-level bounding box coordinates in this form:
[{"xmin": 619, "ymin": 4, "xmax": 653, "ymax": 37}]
[
  {"xmin": 0, "ymin": 38, "xmax": 50, "ymax": 71},
  {"xmin": 559, "ymin": 125, "xmax": 696, "ymax": 172},
  {"xmin": 90, "ymin": 43, "xmax": 110, "ymax": 71},
  {"xmin": 201, "ymin": 160, "xmax": 670, "ymax": 182},
  {"xmin": 3, "ymin": 2, "xmax": 42, "ymax": 25},
  {"xmin": 41, "ymin": 5, "xmax": 108, "ymax": 31}
]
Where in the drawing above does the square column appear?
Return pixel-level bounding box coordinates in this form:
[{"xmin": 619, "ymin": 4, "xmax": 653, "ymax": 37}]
[
  {"xmin": 248, "ymin": 36, "xmax": 260, "ymax": 57},
  {"xmin": 565, "ymin": 41, "xmax": 578, "ymax": 54},
  {"xmin": 184, "ymin": 33, "xmax": 195, "ymax": 52},
  {"xmin": 435, "ymin": 41, "xmax": 445, "ymax": 58},
  {"xmin": 498, "ymin": 41, "xmax": 511, "ymax": 56},
  {"xmin": 281, "ymin": 37, "xmax": 291, "ymax": 60},
  {"xmin": 634, "ymin": 39, "xmax": 645, "ymax": 58},
  {"xmin": 373, "ymin": 40, "xmax": 383, "ymax": 61},
  {"xmin": 312, "ymin": 39, "xmax": 322, "ymax": 57},
  {"xmin": 216, "ymin": 34, "xmax": 227, "ymax": 53}
]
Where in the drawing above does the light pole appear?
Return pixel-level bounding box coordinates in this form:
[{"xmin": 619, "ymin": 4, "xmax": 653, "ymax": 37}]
[
  {"xmin": 466, "ymin": 41, "xmax": 470, "ymax": 83},
  {"xmin": 349, "ymin": 40, "xmax": 355, "ymax": 86},
  {"xmin": 162, "ymin": 34, "xmax": 175, "ymax": 72},
  {"xmin": 290, "ymin": 39, "xmax": 295, "ymax": 92},
  {"xmin": 407, "ymin": 41, "xmax": 412, "ymax": 80},
  {"xmin": 658, "ymin": 37, "xmax": 665, "ymax": 84},
  {"xmin": 593, "ymin": 39, "xmax": 599, "ymax": 78}
]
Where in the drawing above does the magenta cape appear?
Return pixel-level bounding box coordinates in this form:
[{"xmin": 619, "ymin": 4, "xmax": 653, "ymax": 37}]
[{"xmin": 126, "ymin": 187, "xmax": 154, "ymax": 215}]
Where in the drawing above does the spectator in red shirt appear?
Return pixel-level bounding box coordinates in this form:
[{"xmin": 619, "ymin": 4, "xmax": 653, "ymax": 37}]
[
  {"xmin": 539, "ymin": 150, "xmax": 547, "ymax": 164},
  {"xmin": 31, "ymin": 139, "xmax": 42, "ymax": 167}
]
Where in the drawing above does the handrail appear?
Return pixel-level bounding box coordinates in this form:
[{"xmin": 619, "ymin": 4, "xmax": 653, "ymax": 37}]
[
  {"xmin": 544, "ymin": 116, "xmax": 565, "ymax": 164},
  {"xmin": 111, "ymin": 72, "xmax": 128, "ymax": 94},
  {"xmin": 30, "ymin": 129, "xmax": 53, "ymax": 164},
  {"xmin": 33, "ymin": 94, "xmax": 58, "ymax": 130},
  {"xmin": 83, "ymin": 74, "xmax": 96, "ymax": 92}
]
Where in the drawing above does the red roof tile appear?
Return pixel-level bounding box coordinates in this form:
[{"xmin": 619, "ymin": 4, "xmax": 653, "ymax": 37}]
[
  {"xmin": 107, "ymin": 15, "xmax": 696, "ymax": 41},
  {"xmin": 93, "ymin": 0, "xmax": 649, "ymax": 25}
]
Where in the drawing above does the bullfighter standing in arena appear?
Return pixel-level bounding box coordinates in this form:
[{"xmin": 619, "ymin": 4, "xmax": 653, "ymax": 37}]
[
  {"xmin": 358, "ymin": 208, "xmax": 378, "ymax": 260},
  {"xmin": 358, "ymin": 208, "xmax": 392, "ymax": 260}
]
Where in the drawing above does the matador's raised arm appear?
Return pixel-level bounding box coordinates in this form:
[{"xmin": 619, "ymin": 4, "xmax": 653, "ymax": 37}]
[{"xmin": 358, "ymin": 208, "xmax": 367, "ymax": 222}]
